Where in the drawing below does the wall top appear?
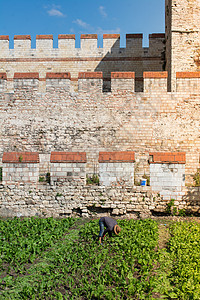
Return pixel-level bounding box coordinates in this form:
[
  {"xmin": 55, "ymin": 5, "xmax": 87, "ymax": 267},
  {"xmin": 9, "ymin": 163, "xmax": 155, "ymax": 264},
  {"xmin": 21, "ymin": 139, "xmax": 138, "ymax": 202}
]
[
  {"xmin": 14, "ymin": 35, "xmax": 31, "ymax": 40},
  {"xmin": 126, "ymin": 34, "xmax": 143, "ymax": 39},
  {"xmin": 0, "ymin": 35, "xmax": 9, "ymax": 40},
  {"xmin": 58, "ymin": 34, "xmax": 75, "ymax": 39},
  {"xmin": 149, "ymin": 33, "xmax": 165, "ymax": 38},
  {"xmin": 111, "ymin": 72, "xmax": 135, "ymax": 79},
  {"xmin": 103, "ymin": 34, "xmax": 120, "ymax": 39},
  {"xmin": 2, "ymin": 152, "xmax": 40, "ymax": 163},
  {"xmin": 99, "ymin": 151, "xmax": 135, "ymax": 163},
  {"xmin": 14, "ymin": 73, "xmax": 39, "ymax": 79},
  {"xmin": 149, "ymin": 152, "xmax": 186, "ymax": 164},
  {"xmin": 176, "ymin": 72, "xmax": 200, "ymax": 78},
  {"xmin": 81, "ymin": 34, "xmax": 98, "ymax": 39},
  {"xmin": 36, "ymin": 35, "xmax": 53, "ymax": 40},
  {"xmin": 78, "ymin": 72, "xmax": 103, "ymax": 79},
  {"xmin": 50, "ymin": 152, "xmax": 87, "ymax": 163},
  {"xmin": 46, "ymin": 72, "xmax": 71, "ymax": 79},
  {"xmin": 144, "ymin": 72, "xmax": 168, "ymax": 78}
]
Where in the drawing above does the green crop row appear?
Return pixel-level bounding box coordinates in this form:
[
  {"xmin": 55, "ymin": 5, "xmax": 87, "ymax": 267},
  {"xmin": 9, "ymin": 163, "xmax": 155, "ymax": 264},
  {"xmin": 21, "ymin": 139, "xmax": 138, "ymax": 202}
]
[
  {"xmin": 167, "ymin": 222, "xmax": 200, "ymax": 299},
  {"xmin": 0, "ymin": 218, "xmax": 161, "ymax": 299},
  {"xmin": 0, "ymin": 218, "xmax": 200, "ymax": 299},
  {"xmin": 0, "ymin": 217, "xmax": 75, "ymax": 274}
]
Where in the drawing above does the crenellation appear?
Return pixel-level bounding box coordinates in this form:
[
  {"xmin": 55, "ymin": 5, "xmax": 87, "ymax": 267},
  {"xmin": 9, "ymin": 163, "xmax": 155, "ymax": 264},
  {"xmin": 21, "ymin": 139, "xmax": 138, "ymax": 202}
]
[
  {"xmin": 148, "ymin": 34, "xmax": 165, "ymax": 57},
  {"xmin": 2, "ymin": 71, "xmax": 200, "ymax": 94},
  {"xmin": 111, "ymin": 72, "xmax": 135, "ymax": 91},
  {"xmin": 36, "ymin": 35, "xmax": 53, "ymax": 56},
  {"xmin": 143, "ymin": 72, "xmax": 168, "ymax": 93},
  {"xmin": 103, "ymin": 34, "xmax": 120, "ymax": 54},
  {"xmin": 78, "ymin": 72, "xmax": 103, "ymax": 93},
  {"xmin": 58, "ymin": 34, "xmax": 75, "ymax": 53},
  {"xmin": 125, "ymin": 34, "xmax": 143, "ymax": 57},
  {"xmin": 0, "ymin": 36, "xmax": 9, "ymax": 57},
  {"xmin": 0, "ymin": 33, "xmax": 165, "ymax": 92},
  {"xmin": 46, "ymin": 73, "xmax": 71, "ymax": 92},
  {"xmin": 81, "ymin": 34, "xmax": 98, "ymax": 53}
]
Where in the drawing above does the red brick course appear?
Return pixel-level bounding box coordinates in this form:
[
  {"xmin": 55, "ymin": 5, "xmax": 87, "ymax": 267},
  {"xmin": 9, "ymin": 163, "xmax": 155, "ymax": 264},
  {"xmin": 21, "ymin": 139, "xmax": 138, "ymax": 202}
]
[
  {"xmin": 103, "ymin": 34, "xmax": 120, "ymax": 39},
  {"xmin": 0, "ymin": 73, "xmax": 7, "ymax": 79},
  {"xmin": 14, "ymin": 73, "xmax": 39, "ymax": 79},
  {"xmin": 2, "ymin": 152, "xmax": 39, "ymax": 163},
  {"xmin": 111, "ymin": 72, "xmax": 135, "ymax": 79},
  {"xmin": 0, "ymin": 57, "xmax": 161, "ymax": 63},
  {"xmin": 14, "ymin": 35, "xmax": 31, "ymax": 40},
  {"xmin": 126, "ymin": 34, "xmax": 143, "ymax": 39},
  {"xmin": 36, "ymin": 35, "xmax": 53, "ymax": 40},
  {"xmin": 0, "ymin": 35, "xmax": 9, "ymax": 40},
  {"xmin": 81, "ymin": 34, "xmax": 98, "ymax": 39},
  {"xmin": 46, "ymin": 72, "xmax": 71, "ymax": 79},
  {"xmin": 50, "ymin": 152, "xmax": 87, "ymax": 163},
  {"xmin": 78, "ymin": 72, "xmax": 103, "ymax": 79},
  {"xmin": 149, "ymin": 152, "xmax": 186, "ymax": 164},
  {"xmin": 176, "ymin": 72, "xmax": 200, "ymax": 78},
  {"xmin": 99, "ymin": 152, "xmax": 135, "ymax": 163},
  {"xmin": 144, "ymin": 72, "xmax": 168, "ymax": 78},
  {"xmin": 58, "ymin": 34, "xmax": 75, "ymax": 39}
]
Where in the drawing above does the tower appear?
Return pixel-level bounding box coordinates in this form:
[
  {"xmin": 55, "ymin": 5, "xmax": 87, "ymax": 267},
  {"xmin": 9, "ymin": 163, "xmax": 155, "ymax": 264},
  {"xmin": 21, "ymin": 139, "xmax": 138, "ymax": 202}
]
[{"xmin": 165, "ymin": 0, "xmax": 200, "ymax": 91}]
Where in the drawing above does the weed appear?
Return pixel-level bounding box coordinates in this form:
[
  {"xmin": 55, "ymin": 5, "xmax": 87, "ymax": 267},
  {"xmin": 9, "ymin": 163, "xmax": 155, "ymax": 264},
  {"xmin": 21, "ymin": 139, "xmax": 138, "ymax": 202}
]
[
  {"xmin": 46, "ymin": 172, "xmax": 51, "ymax": 184},
  {"xmin": 178, "ymin": 208, "xmax": 186, "ymax": 217},
  {"xmin": 39, "ymin": 176, "xmax": 45, "ymax": 182},
  {"xmin": 134, "ymin": 180, "xmax": 140, "ymax": 186},
  {"xmin": 100, "ymin": 199, "xmax": 106, "ymax": 204},
  {"xmin": 193, "ymin": 169, "xmax": 200, "ymax": 186},
  {"xmin": 19, "ymin": 155, "xmax": 23, "ymax": 162},
  {"xmin": 0, "ymin": 167, "xmax": 2, "ymax": 181},
  {"xmin": 56, "ymin": 193, "xmax": 63, "ymax": 197},
  {"xmin": 166, "ymin": 199, "xmax": 177, "ymax": 216},
  {"xmin": 86, "ymin": 174, "xmax": 99, "ymax": 185}
]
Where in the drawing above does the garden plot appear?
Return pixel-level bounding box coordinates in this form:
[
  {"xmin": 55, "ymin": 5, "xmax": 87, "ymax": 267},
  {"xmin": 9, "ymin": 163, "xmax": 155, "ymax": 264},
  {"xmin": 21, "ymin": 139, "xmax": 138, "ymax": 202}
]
[{"xmin": 0, "ymin": 217, "xmax": 200, "ymax": 299}]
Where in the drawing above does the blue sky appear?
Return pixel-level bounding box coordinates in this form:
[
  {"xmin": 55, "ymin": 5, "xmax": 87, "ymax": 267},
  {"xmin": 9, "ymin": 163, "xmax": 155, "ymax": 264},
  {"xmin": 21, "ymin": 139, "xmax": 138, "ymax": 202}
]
[{"xmin": 0, "ymin": 0, "xmax": 165, "ymax": 47}]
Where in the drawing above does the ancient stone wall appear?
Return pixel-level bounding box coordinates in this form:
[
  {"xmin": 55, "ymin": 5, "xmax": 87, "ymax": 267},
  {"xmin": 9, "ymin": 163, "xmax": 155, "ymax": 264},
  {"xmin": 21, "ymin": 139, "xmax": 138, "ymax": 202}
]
[
  {"xmin": 0, "ymin": 71, "xmax": 200, "ymax": 184},
  {"xmin": 0, "ymin": 34, "xmax": 165, "ymax": 92},
  {"xmin": 0, "ymin": 183, "xmax": 199, "ymax": 218},
  {"xmin": 0, "ymin": 71, "xmax": 200, "ymax": 216},
  {"xmin": 165, "ymin": 0, "xmax": 200, "ymax": 91}
]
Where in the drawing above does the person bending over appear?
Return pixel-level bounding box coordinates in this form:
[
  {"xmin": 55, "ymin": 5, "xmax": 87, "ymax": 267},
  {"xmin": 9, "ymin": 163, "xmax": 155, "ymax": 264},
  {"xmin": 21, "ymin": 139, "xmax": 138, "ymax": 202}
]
[{"xmin": 98, "ymin": 216, "xmax": 121, "ymax": 244}]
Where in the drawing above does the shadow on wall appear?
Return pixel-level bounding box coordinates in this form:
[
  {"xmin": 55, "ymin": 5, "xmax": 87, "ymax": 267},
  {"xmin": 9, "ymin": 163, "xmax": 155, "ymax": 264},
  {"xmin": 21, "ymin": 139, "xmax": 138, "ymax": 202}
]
[
  {"xmin": 94, "ymin": 37, "xmax": 143, "ymax": 92},
  {"xmin": 182, "ymin": 188, "xmax": 200, "ymax": 216},
  {"xmin": 94, "ymin": 34, "xmax": 165, "ymax": 92}
]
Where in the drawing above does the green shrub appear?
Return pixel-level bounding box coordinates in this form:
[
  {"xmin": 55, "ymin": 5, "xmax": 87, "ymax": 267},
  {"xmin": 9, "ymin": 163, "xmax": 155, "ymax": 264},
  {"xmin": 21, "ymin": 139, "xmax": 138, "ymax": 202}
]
[
  {"xmin": 86, "ymin": 174, "xmax": 99, "ymax": 185},
  {"xmin": 193, "ymin": 169, "xmax": 200, "ymax": 186}
]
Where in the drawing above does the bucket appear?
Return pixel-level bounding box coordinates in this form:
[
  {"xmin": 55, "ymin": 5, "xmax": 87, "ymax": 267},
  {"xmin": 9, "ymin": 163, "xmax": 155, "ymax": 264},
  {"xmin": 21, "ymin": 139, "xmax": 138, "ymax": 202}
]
[{"xmin": 140, "ymin": 179, "xmax": 147, "ymax": 186}]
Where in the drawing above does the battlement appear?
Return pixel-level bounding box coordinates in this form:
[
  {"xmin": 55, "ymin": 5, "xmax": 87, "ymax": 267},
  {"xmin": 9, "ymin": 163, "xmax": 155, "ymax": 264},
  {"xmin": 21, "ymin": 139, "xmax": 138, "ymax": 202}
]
[
  {"xmin": 0, "ymin": 33, "xmax": 165, "ymax": 57},
  {"xmin": 1, "ymin": 71, "xmax": 200, "ymax": 94}
]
